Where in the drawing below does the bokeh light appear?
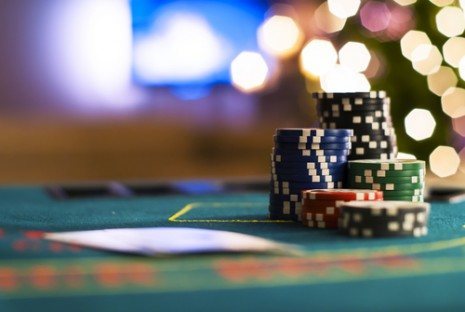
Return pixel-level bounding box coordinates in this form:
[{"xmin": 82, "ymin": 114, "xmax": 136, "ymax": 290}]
[
  {"xmin": 314, "ymin": 2, "xmax": 347, "ymax": 34},
  {"xmin": 430, "ymin": 0, "xmax": 454, "ymax": 7},
  {"xmin": 364, "ymin": 50, "xmax": 384, "ymax": 78},
  {"xmin": 393, "ymin": 0, "xmax": 416, "ymax": 5},
  {"xmin": 442, "ymin": 37, "xmax": 465, "ymax": 68},
  {"xmin": 404, "ymin": 109, "xmax": 436, "ymax": 141},
  {"xmin": 411, "ymin": 44, "xmax": 442, "ymax": 75},
  {"xmin": 230, "ymin": 52, "xmax": 269, "ymax": 93},
  {"xmin": 441, "ymin": 87, "xmax": 465, "ymax": 118},
  {"xmin": 258, "ymin": 15, "xmax": 303, "ymax": 59},
  {"xmin": 338, "ymin": 42, "xmax": 371, "ymax": 73},
  {"xmin": 320, "ymin": 65, "xmax": 370, "ymax": 92},
  {"xmin": 328, "ymin": 0, "xmax": 361, "ymax": 18},
  {"xmin": 400, "ymin": 30, "xmax": 431, "ymax": 61},
  {"xmin": 427, "ymin": 66, "xmax": 458, "ymax": 96},
  {"xmin": 435, "ymin": 7, "xmax": 465, "ymax": 38},
  {"xmin": 384, "ymin": 4, "xmax": 415, "ymax": 41},
  {"xmin": 429, "ymin": 146, "xmax": 460, "ymax": 177},
  {"xmin": 397, "ymin": 152, "xmax": 417, "ymax": 159},
  {"xmin": 459, "ymin": 57, "xmax": 465, "ymax": 80},
  {"xmin": 360, "ymin": 1, "xmax": 391, "ymax": 33},
  {"xmin": 452, "ymin": 116, "xmax": 465, "ymax": 137},
  {"xmin": 299, "ymin": 39, "xmax": 338, "ymax": 77}
]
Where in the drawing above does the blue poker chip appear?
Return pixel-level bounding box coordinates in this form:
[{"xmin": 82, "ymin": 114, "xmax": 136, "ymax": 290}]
[
  {"xmin": 275, "ymin": 142, "xmax": 352, "ymax": 151},
  {"xmin": 268, "ymin": 212, "xmax": 297, "ymax": 221},
  {"xmin": 274, "ymin": 135, "xmax": 351, "ymax": 144},
  {"xmin": 271, "ymin": 166, "xmax": 346, "ymax": 176},
  {"xmin": 271, "ymin": 161, "xmax": 347, "ymax": 171},
  {"xmin": 271, "ymin": 153, "xmax": 348, "ymax": 163},
  {"xmin": 276, "ymin": 128, "xmax": 353, "ymax": 137},
  {"xmin": 269, "ymin": 193, "xmax": 302, "ymax": 202},
  {"xmin": 271, "ymin": 172, "xmax": 345, "ymax": 183},
  {"xmin": 272, "ymin": 148, "xmax": 350, "ymax": 157},
  {"xmin": 271, "ymin": 180, "xmax": 343, "ymax": 191}
]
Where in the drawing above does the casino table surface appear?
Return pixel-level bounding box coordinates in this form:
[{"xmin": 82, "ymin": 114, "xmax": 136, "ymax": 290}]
[{"xmin": 1, "ymin": 179, "xmax": 465, "ymax": 311}]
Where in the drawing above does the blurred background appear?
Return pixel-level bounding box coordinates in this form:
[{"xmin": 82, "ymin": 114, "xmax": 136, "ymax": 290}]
[{"xmin": 0, "ymin": 0, "xmax": 464, "ymax": 184}]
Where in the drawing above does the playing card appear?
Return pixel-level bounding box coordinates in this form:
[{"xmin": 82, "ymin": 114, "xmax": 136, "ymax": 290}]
[{"xmin": 44, "ymin": 227, "xmax": 296, "ymax": 256}]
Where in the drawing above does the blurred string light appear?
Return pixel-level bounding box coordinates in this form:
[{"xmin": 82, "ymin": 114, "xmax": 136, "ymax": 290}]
[
  {"xmin": 299, "ymin": 39, "xmax": 338, "ymax": 77},
  {"xmin": 360, "ymin": 1, "xmax": 390, "ymax": 32},
  {"xmin": 320, "ymin": 65, "xmax": 370, "ymax": 92},
  {"xmin": 257, "ymin": 15, "xmax": 303, "ymax": 58},
  {"xmin": 435, "ymin": 6, "xmax": 465, "ymax": 38},
  {"xmin": 327, "ymin": 0, "xmax": 361, "ymax": 18},
  {"xmin": 404, "ymin": 109, "xmax": 436, "ymax": 141},
  {"xmin": 452, "ymin": 116, "xmax": 465, "ymax": 137},
  {"xmin": 441, "ymin": 87, "xmax": 465, "ymax": 118},
  {"xmin": 49, "ymin": 0, "xmax": 137, "ymax": 109},
  {"xmin": 411, "ymin": 44, "xmax": 442, "ymax": 75},
  {"xmin": 427, "ymin": 66, "xmax": 457, "ymax": 96},
  {"xmin": 459, "ymin": 57, "xmax": 465, "ymax": 80},
  {"xmin": 429, "ymin": 146, "xmax": 460, "ymax": 177},
  {"xmin": 230, "ymin": 52, "xmax": 269, "ymax": 93},
  {"xmin": 314, "ymin": 1, "xmax": 347, "ymax": 34},
  {"xmin": 393, "ymin": 0, "xmax": 417, "ymax": 6},
  {"xmin": 338, "ymin": 42, "xmax": 371, "ymax": 72},
  {"xmin": 442, "ymin": 37, "xmax": 465, "ymax": 68},
  {"xmin": 400, "ymin": 30, "xmax": 431, "ymax": 61},
  {"xmin": 430, "ymin": 0, "xmax": 454, "ymax": 7},
  {"xmin": 364, "ymin": 50, "xmax": 384, "ymax": 78}
]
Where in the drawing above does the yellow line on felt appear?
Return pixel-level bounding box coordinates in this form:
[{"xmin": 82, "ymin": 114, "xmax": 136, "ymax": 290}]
[{"xmin": 168, "ymin": 202, "xmax": 292, "ymax": 223}]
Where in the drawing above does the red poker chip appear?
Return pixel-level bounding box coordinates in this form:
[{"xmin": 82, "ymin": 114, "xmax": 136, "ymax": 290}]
[
  {"xmin": 303, "ymin": 219, "xmax": 339, "ymax": 229},
  {"xmin": 302, "ymin": 189, "xmax": 383, "ymax": 201}
]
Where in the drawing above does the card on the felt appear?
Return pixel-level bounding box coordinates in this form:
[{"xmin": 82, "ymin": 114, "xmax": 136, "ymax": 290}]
[{"xmin": 44, "ymin": 227, "xmax": 296, "ymax": 256}]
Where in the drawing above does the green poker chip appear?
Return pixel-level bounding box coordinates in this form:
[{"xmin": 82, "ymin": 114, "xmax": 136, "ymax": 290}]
[
  {"xmin": 348, "ymin": 168, "xmax": 425, "ymax": 177},
  {"xmin": 381, "ymin": 189, "xmax": 425, "ymax": 196},
  {"xmin": 382, "ymin": 195, "xmax": 425, "ymax": 202},
  {"xmin": 348, "ymin": 181, "xmax": 426, "ymax": 191},
  {"xmin": 348, "ymin": 159, "xmax": 426, "ymax": 171},
  {"xmin": 350, "ymin": 175, "xmax": 425, "ymax": 184}
]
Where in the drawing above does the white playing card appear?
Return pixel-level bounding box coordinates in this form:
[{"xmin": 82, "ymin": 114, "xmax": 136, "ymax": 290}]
[{"xmin": 44, "ymin": 227, "xmax": 296, "ymax": 256}]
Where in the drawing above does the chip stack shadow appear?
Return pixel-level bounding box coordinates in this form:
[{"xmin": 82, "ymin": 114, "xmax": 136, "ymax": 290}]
[
  {"xmin": 269, "ymin": 128, "xmax": 353, "ymax": 221},
  {"xmin": 313, "ymin": 91, "xmax": 398, "ymax": 160}
]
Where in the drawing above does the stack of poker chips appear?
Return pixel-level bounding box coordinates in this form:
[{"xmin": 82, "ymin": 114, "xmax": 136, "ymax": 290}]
[
  {"xmin": 269, "ymin": 128, "xmax": 353, "ymax": 221},
  {"xmin": 347, "ymin": 159, "xmax": 426, "ymax": 202},
  {"xmin": 339, "ymin": 201, "xmax": 430, "ymax": 238},
  {"xmin": 300, "ymin": 189, "xmax": 383, "ymax": 229},
  {"xmin": 313, "ymin": 91, "xmax": 398, "ymax": 160}
]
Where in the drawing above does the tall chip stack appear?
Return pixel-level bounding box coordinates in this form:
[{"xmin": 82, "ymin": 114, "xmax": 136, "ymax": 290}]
[
  {"xmin": 313, "ymin": 91, "xmax": 398, "ymax": 160},
  {"xmin": 300, "ymin": 189, "xmax": 383, "ymax": 229},
  {"xmin": 347, "ymin": 159, "xmax": 426, "ymax": 202},
  {"xmin": 269, "ymin": 128, "xmax": 353, "ymax": 221}
]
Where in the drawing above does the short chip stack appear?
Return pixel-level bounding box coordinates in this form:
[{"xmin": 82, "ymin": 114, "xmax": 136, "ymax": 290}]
[
  {"xmin": 269, "ymin": 128, "xmax": 353, "ymax": 221},
  {"xmin": 301, "ymin": 189, "xmax": 383, "ymax": 229},
  {"xmin": 347, "ymin": 159, "xmax": 426, "ymax": 202},
  {"xmin": 339, "ymin": 201, "xmax": 430, "ymax": 238},
  {"xmin": 313, "ymin": 91, "xmax": 397, "ymax": 160}
]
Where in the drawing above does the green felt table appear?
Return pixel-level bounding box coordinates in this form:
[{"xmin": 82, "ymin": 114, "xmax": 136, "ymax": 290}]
[{"xmin": 1, "ymin": 181, "xmax": 465, "ymax": 311}]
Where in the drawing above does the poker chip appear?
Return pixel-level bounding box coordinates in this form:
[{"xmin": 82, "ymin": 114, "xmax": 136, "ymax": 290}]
[
  {"xmin": 348, "ymin": 159, "xmax": 426, "ymax": 171},
  {"xmin": 274, "ymin": 135, "xmax": 351, "ymax": 144},
  {"xmin": 314, "ymin": 91, "xmax": 397, "ymax": 160},
  {"xmin": 312, "ymin": 91, "xmax": 387, "ymax": 99},
  {"xmin": 272, "ymin": 148, "xmax": 350, "ymax": 157},
  {"xmin": 269, "ymin": 128, "xmax": 351, "ymax": 220},
  {"xmin": 275, "ymin": 142, "xmax": 352, "ymax": 150},
  {"xmin": 276, "ymin": 128, "xmax": 354, "ymax": 137},
  {"xmin": 300, "ymin": 189, "xmax": 383, "ymax": 229},
  {"xmin": 347, "ymin": 159, "xmax": 426, "ymax": 202},
  {"xmin": 271, "ymin": 153, "xmax": 349, "ymax": 163},
  {"xmin": 302, "ymin": 189, "xmax": 383, "ymax": 201},
  {"xmin": 338, "ymin": 201, "xmax": 430, "ymax": 238}
]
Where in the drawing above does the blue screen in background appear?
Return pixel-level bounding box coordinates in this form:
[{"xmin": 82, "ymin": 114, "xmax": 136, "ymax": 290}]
[{"xmin": 130, "ymin": 0, "xmax": 268, "ymax": 86}]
